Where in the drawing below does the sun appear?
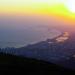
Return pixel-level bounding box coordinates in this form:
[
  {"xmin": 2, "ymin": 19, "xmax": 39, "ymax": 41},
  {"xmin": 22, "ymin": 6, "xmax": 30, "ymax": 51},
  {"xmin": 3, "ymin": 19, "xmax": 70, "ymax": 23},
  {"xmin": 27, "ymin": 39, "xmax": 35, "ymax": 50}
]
[{"xmin": 65, "ymin": 0, "xmax": 75, "ymax": 13}]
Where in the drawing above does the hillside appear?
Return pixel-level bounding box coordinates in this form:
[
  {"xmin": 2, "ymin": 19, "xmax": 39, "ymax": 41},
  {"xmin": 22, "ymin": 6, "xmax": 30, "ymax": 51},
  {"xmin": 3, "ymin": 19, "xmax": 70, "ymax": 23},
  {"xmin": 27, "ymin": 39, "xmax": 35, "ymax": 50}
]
[
  {"xmin": 57, "ymin": 56, "xmax": 75, "ymax": 70},
  {"xmin": 0, "ymin": 52, "xmax": 74, "ymax": 74},
  {"xmin": 0, "ymin": 32, "xmax": 75, "ymax": 72}
]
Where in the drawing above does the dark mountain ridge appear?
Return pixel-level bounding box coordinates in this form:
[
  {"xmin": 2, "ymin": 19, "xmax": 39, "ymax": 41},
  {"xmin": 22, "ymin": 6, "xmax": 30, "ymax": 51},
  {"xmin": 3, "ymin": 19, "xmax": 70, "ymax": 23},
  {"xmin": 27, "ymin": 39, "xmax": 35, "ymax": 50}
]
[{"xmin": 0, "ymin": 52, "xmax": 74, "ymax": 74}]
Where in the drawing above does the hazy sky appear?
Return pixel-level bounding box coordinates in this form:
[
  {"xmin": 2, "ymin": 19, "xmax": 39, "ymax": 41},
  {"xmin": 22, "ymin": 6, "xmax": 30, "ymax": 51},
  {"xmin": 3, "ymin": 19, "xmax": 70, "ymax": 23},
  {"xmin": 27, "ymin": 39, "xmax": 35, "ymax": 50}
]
[
  {"xmin": 0, "ymin": 0, "xmax": 74, "ymax": 15},
  {"xmin": 0, "ymin": 0, "xmax": 75, "ymax": 47},
  {"xmin": 0, "ymin": 0, "xmax": 75, "ymax": 23}
]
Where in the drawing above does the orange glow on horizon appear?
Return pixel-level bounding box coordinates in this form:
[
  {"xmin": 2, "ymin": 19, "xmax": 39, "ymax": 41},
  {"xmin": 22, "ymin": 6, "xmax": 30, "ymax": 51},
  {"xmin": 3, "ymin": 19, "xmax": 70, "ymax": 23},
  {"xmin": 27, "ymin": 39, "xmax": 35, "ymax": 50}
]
[{"xmin": 0, "ymin": 0, "xmax": 75, "ymax": 26}]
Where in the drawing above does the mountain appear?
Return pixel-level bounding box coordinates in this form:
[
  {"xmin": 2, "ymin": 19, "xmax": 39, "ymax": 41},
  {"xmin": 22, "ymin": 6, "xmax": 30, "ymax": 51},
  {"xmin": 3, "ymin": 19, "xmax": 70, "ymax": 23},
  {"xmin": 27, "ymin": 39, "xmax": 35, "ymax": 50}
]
[
  {"xmin": 15, "ymin": 32, "xmax": 75, "ymax": 62},
  {"xmin": 56, "ymin": 55, "xmax": 75, "ymax": 70},
  {"xmin": 0, "ymin": 52, "xmax": 74, "ymax": 74},
  {"xmin": 0, "ymin": 32, "xmax": 75, "ymax": 70}
]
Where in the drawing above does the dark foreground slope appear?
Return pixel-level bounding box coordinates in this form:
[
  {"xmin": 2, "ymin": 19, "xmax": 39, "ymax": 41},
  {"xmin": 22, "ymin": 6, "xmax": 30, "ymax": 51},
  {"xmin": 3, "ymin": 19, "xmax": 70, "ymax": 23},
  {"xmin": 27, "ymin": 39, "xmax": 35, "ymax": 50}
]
[
  {"xmin": 0, "ymin": 53, "xmax": 74, "ymax": 74},
  {"xmin": 57, "ymin": 56, "xmax": 75, "ymax": 70}
]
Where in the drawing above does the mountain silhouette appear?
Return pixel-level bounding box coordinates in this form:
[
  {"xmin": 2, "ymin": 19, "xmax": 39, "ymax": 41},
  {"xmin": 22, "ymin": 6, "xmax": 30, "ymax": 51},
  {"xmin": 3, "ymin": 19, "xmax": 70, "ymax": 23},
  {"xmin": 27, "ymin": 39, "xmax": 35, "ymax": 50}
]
[
  {"xmin": 57, "ymin": 55, "xmax": 75, "ymax": 70},
  {"xmin": 0, "ymin": 52, "xmax": 73, "ymax": 73},
  {"xmin": 0, "ymin": 32, "xmax": 75, "ymax": 70}
]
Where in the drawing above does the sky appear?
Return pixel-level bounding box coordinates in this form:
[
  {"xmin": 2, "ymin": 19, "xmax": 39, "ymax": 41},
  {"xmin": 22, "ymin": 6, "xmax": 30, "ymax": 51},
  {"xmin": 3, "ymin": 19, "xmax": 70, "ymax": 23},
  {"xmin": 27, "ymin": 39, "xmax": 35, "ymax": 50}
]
[
  {"xmin": 0, "ymin": 0, "xmax": 75, "ymax": 23},
  {"xmin": 0, "ymin": 0, "xmax": 75, "ymax": 32},
  {"xmin": 0, "ymin": 0, "xmax": 64, "ymax": 15},
  {"xmin": 0, "ymin": 0, "xmax": 75, "ymax": 47},
  {"xmin": 0, "ymin": 0, "xmax": 74, "ymax": 14}
]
